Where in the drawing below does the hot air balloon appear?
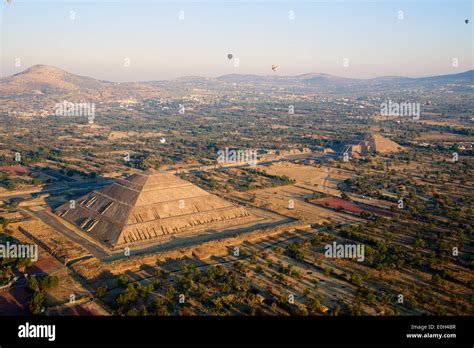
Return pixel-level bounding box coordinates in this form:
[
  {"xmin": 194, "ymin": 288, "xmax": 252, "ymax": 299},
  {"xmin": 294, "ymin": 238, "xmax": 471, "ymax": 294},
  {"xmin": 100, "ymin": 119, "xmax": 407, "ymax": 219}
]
[
  {"xmin": 271, "ymin": 64, "xmax": 278, "ymax": 72},
  {"xmin": 466, "ymin": 19, "xmax": 470, "ymax": 24},
  {"xmin": 227, "ymin": 54, "xmax": 233, "ymax": 60}
]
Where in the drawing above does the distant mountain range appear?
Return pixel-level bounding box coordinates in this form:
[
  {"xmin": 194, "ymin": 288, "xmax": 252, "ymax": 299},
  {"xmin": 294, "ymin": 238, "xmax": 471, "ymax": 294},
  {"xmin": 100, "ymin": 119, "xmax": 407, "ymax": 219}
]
[
  {"xmin": 0, "ymin": 64, "xmax": 472, "ymax": 99},
  {"xmin": 216, "ymin": 70, "xmax": 473, "ymax": 85}
]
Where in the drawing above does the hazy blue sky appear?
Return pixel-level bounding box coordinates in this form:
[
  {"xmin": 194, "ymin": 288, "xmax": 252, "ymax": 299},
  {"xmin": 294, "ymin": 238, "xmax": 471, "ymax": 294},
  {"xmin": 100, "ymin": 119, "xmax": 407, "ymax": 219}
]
[{"xmin": 1, "ymin": 0, "xmax": 472, "ymax": 81}]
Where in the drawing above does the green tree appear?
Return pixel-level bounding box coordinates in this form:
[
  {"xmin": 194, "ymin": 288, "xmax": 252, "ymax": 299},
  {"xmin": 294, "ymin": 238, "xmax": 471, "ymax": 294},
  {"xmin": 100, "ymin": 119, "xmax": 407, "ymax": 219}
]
[
  {"xmin": 117, "ymin": 274, "xmax": 130, "ymax": 287},
  {"xmin": 40, "ymin": 275, "xmax": 59, "ymax": 290},
  {"xmin": 28, "ymin": 292, "xmax": 46, "ymax": 315},
  {"xmin": 96, "ymin": 284, "xmax": 108, "ymax": 298},
  {"xmin": 0, "ymin": 216, "xmax": 9, "ymax": 229},
  {"xmin": 116, "ymin": 284, "xmax": 137, "ymax": 306},
  {"xmin": 27, "ymin": 276, "xmax": 39, "ymax": 292},
  {"xmin": 166, "ymin": 284, "xmax": 176, "ymax": 301}
]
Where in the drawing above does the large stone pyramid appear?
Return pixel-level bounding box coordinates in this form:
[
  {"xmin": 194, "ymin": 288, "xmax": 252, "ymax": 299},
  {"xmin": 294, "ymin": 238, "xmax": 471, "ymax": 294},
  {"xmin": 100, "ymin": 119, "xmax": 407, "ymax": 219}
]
[{"xmin": 55, "ymin": 169, "xmax": 254, "ymax": 249}]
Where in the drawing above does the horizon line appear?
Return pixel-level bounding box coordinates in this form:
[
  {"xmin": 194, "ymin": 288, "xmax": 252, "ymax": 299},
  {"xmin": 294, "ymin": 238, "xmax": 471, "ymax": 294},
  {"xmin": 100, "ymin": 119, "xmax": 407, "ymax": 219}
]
[{"xmin": 3, "ymin": 64, "xmax": 473, "ymax": 83}]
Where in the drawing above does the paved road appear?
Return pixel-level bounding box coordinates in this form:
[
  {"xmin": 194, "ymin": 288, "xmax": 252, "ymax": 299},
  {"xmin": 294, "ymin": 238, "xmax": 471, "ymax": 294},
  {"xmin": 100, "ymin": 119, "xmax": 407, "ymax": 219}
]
[
  {"xmin": 22, "ymin": 207, "xmax": 108, "ymax": 259},
  {"xmin": 0, "ymin": 181, "xmax": 112, "ymax": 201}
]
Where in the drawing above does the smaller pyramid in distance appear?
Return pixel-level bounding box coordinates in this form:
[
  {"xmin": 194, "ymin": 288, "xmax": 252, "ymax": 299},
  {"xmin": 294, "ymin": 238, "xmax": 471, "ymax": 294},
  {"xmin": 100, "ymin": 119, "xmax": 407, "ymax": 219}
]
[
  {"xmin": 55, "ymin": 169, "xmax": 254, "ymax": 249},
  {"xmin": 344, "ymin": 133, "xmax": 403, "ymax": 155}
]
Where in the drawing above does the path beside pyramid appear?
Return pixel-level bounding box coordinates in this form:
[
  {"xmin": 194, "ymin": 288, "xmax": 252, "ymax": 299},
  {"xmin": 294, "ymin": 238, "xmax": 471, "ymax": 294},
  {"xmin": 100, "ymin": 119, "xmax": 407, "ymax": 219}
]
[{"xmin": 55, "ymin": 169, "xmax": 256, "ymax": 249}]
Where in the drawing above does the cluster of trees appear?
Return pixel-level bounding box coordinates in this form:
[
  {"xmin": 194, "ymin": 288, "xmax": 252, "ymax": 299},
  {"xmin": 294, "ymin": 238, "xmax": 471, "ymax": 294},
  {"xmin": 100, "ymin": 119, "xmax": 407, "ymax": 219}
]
[
  {"xmin": 0, "ymin": 252, "xmax": 31, "ymax": 286},
  {"xmin": 184, "ymin": 168, "xmax": 295, "ymax": 193},
  {"xmin": 0, "ymin": 148, "xmax": 60, "ymax": 167},
  {"xmin": 110, "ymin": 258, "xmax": 324, "ymax": 316},
  {"xmin": 26, "ymin": 275, "xmax": 59, "ymax": 314},
  {"xmin": 285, "ymin": 242, "xmax": 306, "ymax": 262},
  {"xmin": 0, "ymin": 217, "xmax": 9, "ymax": 230}
]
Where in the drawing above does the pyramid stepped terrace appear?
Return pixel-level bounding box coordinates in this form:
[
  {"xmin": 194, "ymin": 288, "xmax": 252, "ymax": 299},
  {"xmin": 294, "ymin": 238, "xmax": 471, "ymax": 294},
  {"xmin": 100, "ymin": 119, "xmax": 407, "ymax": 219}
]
[{"xmin": 55, "ymin": 169, "xmax": 257, "ymax": 249}]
